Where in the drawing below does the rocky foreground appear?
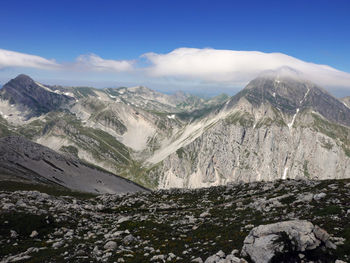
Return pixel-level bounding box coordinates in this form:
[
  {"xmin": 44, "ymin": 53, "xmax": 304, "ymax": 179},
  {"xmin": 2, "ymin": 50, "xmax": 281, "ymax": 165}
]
[{"xmin": 1, "ymin": 179, "xmax": 350, "ymax": 262}]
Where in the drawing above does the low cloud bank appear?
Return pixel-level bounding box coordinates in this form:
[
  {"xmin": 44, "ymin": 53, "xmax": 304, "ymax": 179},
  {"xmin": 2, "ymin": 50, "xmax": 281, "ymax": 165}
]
[{"xmin": 1, "ymin": 47, "xmax": 350, "ymax": 89}]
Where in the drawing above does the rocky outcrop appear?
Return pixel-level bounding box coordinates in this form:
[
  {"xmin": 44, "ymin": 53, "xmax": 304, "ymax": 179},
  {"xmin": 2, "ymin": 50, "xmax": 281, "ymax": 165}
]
[
  {"xmin": 241, "ymin": 220, "xmax": 336, "ymax": 263},
  {"xmin": 204, "ymin": 250, "xmax": 247, "ymax": 263},
  {"xmin": 156, "ymin": 106, "xmax": 350, "ymax": 188}
]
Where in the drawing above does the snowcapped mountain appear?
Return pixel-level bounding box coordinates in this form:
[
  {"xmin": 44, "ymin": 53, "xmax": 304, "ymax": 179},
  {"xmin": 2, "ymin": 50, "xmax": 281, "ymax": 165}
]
[{"xmin": 0, "ymin": 72, "xmax": 350, "ymax": 190}]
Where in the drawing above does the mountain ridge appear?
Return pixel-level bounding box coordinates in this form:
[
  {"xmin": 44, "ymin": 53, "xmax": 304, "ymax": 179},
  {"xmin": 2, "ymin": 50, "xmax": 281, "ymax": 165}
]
[{"xmin": 1, "ymin": 73, "xmax": 350, "ymax": 189}]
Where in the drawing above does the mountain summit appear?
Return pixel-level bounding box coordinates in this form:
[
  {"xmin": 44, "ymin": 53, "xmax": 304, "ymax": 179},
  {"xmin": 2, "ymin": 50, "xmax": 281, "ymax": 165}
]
[
  {"xmin": 230, "ymin": 71, "xmax": 350, "ymax": 126},
  {"xmin": 0, "ymin": 74, "xmax": 74, "ymax": 118}
]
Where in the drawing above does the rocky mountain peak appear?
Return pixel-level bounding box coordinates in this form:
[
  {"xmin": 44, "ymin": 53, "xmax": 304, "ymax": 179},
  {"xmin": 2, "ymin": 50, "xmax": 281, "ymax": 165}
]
[
  {"xmin": 244, "ymin": 69, "xmax": 313, "ymax": 103},
  {"xmin": 11, "ymin": 74, "xmax": 35, "ymax": 85},
  {"xmin": 226, "ymin": 69, "xmax": 350, "ymax": 126},
  {"xmin": 0, "ymin": 74, "xmax": 74, "ymax": 118}
]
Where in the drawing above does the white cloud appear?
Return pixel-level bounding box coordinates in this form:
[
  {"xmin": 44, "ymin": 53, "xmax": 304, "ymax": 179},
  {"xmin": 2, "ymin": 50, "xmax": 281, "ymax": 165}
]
[
  {"xmin": 142, "ymin": 48, "xmax": 350, "ymax": 88},
  {"xmin": 0, "ymin": 49, "xmax": 59, "ymax": 69},
  {"xmin": 0, "ymin": 49, "xmax": 134, "ymax": 73},
  {"xmin": 1, "ymin": 47, "xmax": 350, "ymax": 90},
  {"xmin": 74, "ymin": 53, "xmax": 134, "ymax": 72}
]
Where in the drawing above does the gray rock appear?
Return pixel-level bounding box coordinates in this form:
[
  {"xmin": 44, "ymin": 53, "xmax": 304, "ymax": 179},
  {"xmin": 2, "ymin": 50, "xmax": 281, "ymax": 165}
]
[
  {"xmin": 123, "ymin": 234, "xmax": 135, "ymax": 245},
  {"xmin": 117, "ymin": 216, "xmax": 131, "ymax": 224},
  {"xmin": 200, "ymin": 211, "xmax": 211, "ymax": 218},
  {"xmin": 216, "ymin": 250, "xmax": 225, "ymax": 258},
  {"xmin": 313, "ymin": 192, "xmax": 327, "ymax": 201},
  {"xmin": 204, "ymin": 254, "xmax": 220, "ymax": 263},
  {"xmin": 30, "ymin": 230, "xmax": 38, "ymax": 238},
  {"xmin": 10, "ymin": 230, "xmax": 18, "ymax": 238},
  {"xmin": 241, "ymin": 220, "xmax": 336, "ymax": 263},
  {"xmin": 52, "ymin": 240, "xmax": 64, "ymax": 248},
  {"xmin": 296, "ymin": 193, "xmax": 313, "ymax": 203},
  {"xmin": 103, "ymin": 241, "xmax": 117, "ymax": 251},
  {"xmin": 150, "ymin": 255, "xmax": 165, "ymax": 261},
  {"xmin": 8, "ymin": 255, "xmax": 31, "ymax": 262},
  {"xmin": 191, "ymin": 257, "xmax": 203, "ymax": 263}
]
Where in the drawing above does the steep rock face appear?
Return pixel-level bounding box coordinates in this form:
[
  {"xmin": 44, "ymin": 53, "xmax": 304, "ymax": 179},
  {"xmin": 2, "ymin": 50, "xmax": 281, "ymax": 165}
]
[
  {"xmin": 154, "ymin": 74, "xmax": 350, "ymax": 189},
  {"xmin": 0, "ymin": 75, "xmax": 74, "ymax": 118},
  {"xmin": 156, "ymin": 112, "xmax": 350, "ymax": 188}
]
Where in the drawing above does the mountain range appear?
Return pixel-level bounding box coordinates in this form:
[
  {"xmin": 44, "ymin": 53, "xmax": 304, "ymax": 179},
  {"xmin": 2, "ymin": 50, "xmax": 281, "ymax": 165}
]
[{"xmin": 0, "ymin": 70, "xmax": 350, "ymax": 192}]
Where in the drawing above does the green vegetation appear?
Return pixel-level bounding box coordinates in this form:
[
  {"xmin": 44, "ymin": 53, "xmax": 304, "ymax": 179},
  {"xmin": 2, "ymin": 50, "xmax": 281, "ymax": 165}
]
[
  {"xmin": 312, "ymin": 113, "xmax": 350, "ymax": 144},
  {"xmin": 0, "ymin": 116, "xmax": 14, "ymax": 138},
  {"xmin": 224, "ymin": 112, "xmax": 254, "ymax": 127},
  {"xmin": 120, "ymin": 161, "xmax": 160, "ymax": 189},
  {"xmin": 313, "ymin": 205, "xmax": 342, "ymax": 217},
  {"xmin": 17, "ymin": 119, "xmax": 45, "ymax": 139},
  {"xmin": 147, "ymin": 135, "xmax": 161, "ymax": 153},
  {"xmin": 92, "ymin": 110, "xmax": 127, "ymax": 134},
  {"xmin": 176, "ymin": 147, "xmax": 186, "ymax": 159},
  {"xmin": 303, "ymin": 160, "xmax": 310, "ymax": 178},
  {"xmin": 81, "ymin": 98, "xmax": 106, "ymax": 112},
  {"xmin": 42, "ymin": 112, "xmax": 131, "ymax": 167},
  {"xmin": 312, "ymin": 113, "xmax": 350, "ymax": 157},
  {"xmin": 177, "ymin": 104, "xmax": 223, "ymax": 121},
  {"xmin": 342, "ymin": 146, "xmax": 350, "ymax": 158},
  {"xmin": 0, "ymin": 180, "xmax": 96, "ymax": 199},
  {"xmin": 72, "ymin": 87, "xmax": 97, "ymax": 98},
  {"xmin": 1, "ymin": 179, "xmax": 350, "ymax": 261},
  {"xmin": 60, "ymin": 145, "xmax": 79, "ymax": 158},
  {"xmin": 320, "ymin": 138, "xmax": 334, "ymax": 150}
]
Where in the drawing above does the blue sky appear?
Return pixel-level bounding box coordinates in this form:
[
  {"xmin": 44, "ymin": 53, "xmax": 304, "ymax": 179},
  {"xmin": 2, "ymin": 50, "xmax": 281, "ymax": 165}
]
[{"xmin": 1, "ymin": 0, "xmax": 350, "ymax": 95}]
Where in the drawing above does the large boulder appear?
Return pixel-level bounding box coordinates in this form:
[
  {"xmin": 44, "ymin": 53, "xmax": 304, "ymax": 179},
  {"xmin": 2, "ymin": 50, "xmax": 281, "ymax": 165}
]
[{"xmin": 241, "ymin": 220, "xmax": 336, "ymax": 263}]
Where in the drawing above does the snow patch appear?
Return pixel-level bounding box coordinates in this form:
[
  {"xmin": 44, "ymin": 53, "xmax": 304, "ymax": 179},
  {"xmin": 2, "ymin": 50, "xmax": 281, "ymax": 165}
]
[
  {"xmin": 35, "ymin": 82, "xmax": 55, "ymax": 93},
  {"xmin": 288, "ymin": 108, "xmax": 299, "ymax": 129},
  {"xmin": 300, "ymin": 88, "xmax": 310, "ymax": 104},
  {"xmin": 64, "ymin": 92, "xmax": 74, "ymax": 97},
  {"xmin": 343, "ymin": 101, "xmax": 350, "ymax": 109},
  {"xmin": 282, "ymin": 167, "xmax": 288, "ymax": 180}
]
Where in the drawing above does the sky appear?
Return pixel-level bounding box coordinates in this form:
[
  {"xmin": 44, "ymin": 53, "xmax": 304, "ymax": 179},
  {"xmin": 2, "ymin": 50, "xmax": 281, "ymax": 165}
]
[{"xmin": 0, "ymin": 0, "xmax": 350, "ymax": 96}]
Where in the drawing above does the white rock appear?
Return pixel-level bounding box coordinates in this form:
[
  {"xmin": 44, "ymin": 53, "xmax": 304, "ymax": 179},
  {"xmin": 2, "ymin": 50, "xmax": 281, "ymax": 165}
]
[
  {"xmin": 313, "ymin": 192, "xmax": 327, "ymax": 201},
  {"xmin": 10, "ymin": 230, "xmax": 18, "ymax": 238},
  {"xmin": 241, "ymin": 220, "xmax": 336, "ymax": 263},
  {"xmin": 103, "ymin": 241, "xmax": 117, "ymax": 251},
  {"xmin": 30, "ymin": 230, "xmax": 38, "ymax": 238},
  {"xmin": 191, "ymin": 257, "xmax": 203, "ymax": 263}
]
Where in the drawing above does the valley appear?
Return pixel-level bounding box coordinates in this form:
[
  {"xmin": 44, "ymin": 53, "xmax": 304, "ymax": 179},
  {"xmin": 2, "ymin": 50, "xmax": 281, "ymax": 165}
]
[{"xmin": 1, "ymin": 71, "xmax": 350, "ymax": 191}]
